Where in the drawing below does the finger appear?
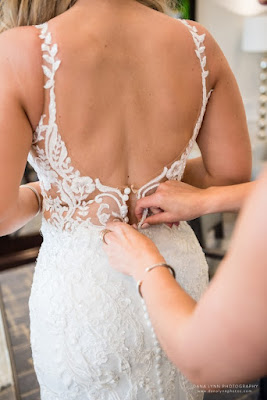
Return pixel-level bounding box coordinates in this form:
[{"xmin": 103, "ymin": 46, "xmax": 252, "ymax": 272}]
[
  {"xmin": 142, "ymin": 212, "xmax": 173, "ymax": 226},
  {"xmin": 149, "ymin": 206, "xmax": 162, "ymax": 215},
  {"xmin": 103, "ymin": 233, "xmax": 113, "ymax": 245},
  {"xmin": 135, "ymin": 194, "xmax": 162, "ymax": 220},
  {"xmin": 106, "ymin": 221, "xmax": 134, "ymax": 235},
  {"xmin": 106, "ymin": 221, "xmax": 125, "ymax": 231},
  {"xmin": 101, "ymin": 231, "xmax": 116, "ymax": 246}
]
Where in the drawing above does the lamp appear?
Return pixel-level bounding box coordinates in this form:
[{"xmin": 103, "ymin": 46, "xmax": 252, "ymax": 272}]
[{"xmin": 242, "ymin": 15, "xmax": 267, "ymax": 139}]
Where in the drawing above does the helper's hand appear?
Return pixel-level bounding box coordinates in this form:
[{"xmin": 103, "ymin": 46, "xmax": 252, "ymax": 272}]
[
  {"xmin": 102, "ymin": 221, "xmax": 165, "ymax": 281},
  {"xmin": 135, "ymin": 180, "xmax": 207, "ymax": 227}
]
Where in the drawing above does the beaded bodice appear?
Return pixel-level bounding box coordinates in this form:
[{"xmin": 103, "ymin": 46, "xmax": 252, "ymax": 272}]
[{"xmin": 27, "ymin": 19, "xmax": 213, "ymax": 232}]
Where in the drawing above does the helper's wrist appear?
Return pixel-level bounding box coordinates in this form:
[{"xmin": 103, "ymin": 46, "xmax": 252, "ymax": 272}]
[
  {"xmin": 201, "ymin": 186, "xmax": 219, "ymax": 215},
  {"xmin": 132, "ymin": 254, "xmax": 166, "ymax": 282},
  {"xmin": 137, "ymin": 262, "xmax": 176, "ymax": 298}
]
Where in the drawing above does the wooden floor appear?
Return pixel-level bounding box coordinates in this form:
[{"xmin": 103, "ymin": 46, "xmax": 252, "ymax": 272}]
[{"xmin": 0, "ymin": 264, "xmax": 40, "ymax": 400}]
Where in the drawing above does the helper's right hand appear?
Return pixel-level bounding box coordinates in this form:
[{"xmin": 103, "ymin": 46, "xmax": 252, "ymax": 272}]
[{"xmin": 135, "ymin": 180, "xmax": 207, "ymax": 227}]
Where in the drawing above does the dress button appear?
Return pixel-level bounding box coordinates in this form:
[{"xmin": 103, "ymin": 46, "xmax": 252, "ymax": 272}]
[
  {"xmin": 121, "ymin": 205, "xmax": 128, "ymax": 217},
  {"xmin": 124, "ymin": 187, "xmax": 131, "ymax": 195}
]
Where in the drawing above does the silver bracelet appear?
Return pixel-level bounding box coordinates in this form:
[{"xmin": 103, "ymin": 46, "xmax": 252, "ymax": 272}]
[
  {"xmin": 137, "ymin": 262, "xmax": 176, "ymax": 298},
  {"xmin": 20, "ymin": 184, "xmax": 42, "ymax": 217}
]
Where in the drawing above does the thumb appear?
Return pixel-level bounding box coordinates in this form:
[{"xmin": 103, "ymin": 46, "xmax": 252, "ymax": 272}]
[{"xmin": 135, "ymin": 193, "xmax": 161, "ymax": 220}]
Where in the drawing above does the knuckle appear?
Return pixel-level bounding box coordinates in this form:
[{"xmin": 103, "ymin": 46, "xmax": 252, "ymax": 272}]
[
  {"xmin": 160, "ymin": 180, "xmax": 170, "ymax": 188},
  {"xmin": 155, "ymin": 190, "xmax": 164, "ymax": 202}
]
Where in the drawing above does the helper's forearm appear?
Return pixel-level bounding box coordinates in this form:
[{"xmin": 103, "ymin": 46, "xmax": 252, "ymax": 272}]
[
  {"xmin": 203, "ymin": 181, "xmax": 255, "ymax": 214},
  {"xmin": 0, "ymin": 183, "xmax": 42, "ymax": 236},
  {"xmin": 137, "ymin": 267, "xmax": 197, "ymax": 377}
]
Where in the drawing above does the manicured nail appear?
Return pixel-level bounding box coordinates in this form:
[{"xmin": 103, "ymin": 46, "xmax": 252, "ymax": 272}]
[{"xmin": 141, "ymin": 223, "xmax": 150, "ymax": 229}]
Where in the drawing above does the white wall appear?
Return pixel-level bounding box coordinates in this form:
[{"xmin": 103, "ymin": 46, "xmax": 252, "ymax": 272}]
[
  {"xmin": 196, "ymin": 0, "xmax": 267, "ymax": 178},
  {"xmin": 196, "ymin": 0, "xmax": 267, "ymax": 123}
]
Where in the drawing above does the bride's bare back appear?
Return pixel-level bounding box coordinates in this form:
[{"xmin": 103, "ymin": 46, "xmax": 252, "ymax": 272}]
[
  {"xmin": 48, "ymin": 2, "xmax": 204, "ymax": 186},
  {"xmin": 0, "ymin": 0, "xmax": 251, "ymax": 227}
]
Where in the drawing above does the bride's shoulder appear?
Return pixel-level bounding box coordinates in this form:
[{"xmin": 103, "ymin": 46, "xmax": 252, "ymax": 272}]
[
  {"xmin": 0, "ymin": 26, "xmax": 43, "ymax": 120},
  {"xmin": 0, "ymin": 25, "xmax": 42, "ymax": 80},
  {"xmin": 178, "ymin": 19, "xmax": 230, "ymax": 86},
  {"xmin": 162, "ymin": 17, "xmax": 220, "ymax": 57},
  {"xmin": 177, "ymin": 19, "xmax": 221, "ymax": 55}
]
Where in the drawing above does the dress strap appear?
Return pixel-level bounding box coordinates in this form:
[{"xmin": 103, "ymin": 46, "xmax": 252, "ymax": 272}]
[
  {"xmin": 163, "ymin": 19, "xmax": 214, "ymax": 181},
  {"xmin": 178, "ymin": 19, "xmax": 213, "ymax": 141},
  {"xmin": 35, "ymin": 22, "xmax": 61, "ymax": 90},
  {"xmin": 34, "ymin": 22, "xmax": 62, "ymax": 163},
  {"xmin": 35, "ymin": 21, "xmax": 61, "ymax": 133}
]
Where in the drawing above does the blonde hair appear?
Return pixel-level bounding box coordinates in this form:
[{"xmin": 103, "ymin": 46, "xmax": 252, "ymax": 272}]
[{"xmin": 0, "ymin": 0, "xmax": 178, "ymax": 33}]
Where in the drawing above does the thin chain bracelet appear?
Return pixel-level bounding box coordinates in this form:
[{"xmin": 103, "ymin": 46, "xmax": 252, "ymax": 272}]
[
  {"xmin": 20, "ymin": 184, "xmax": 42, "ymax": 217},
  {"xmin": 137, "ymin": 263, "xmax": 176, "ymax": 298}
]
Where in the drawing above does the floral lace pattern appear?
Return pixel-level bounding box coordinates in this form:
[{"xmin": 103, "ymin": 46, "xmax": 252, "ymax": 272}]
[
  {"xmin": 29, "ymin": 220, "xmax": 208, "ymax": 400},
  {"xmin": 27, "ymin": 18, "xmax": 210, "ymax": 400},
  {"xmin": 27, "ymin": 19, "xmax": 213, "ymax": 232}
]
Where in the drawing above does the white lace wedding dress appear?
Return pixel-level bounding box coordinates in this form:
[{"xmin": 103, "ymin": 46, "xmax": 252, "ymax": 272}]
[{"xmin": 27, "ymin": 18, "xmax": 212, "ymax": 400}]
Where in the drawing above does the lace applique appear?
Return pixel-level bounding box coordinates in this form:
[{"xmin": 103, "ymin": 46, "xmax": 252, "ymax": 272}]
[
  {"xmin": 136, "ymin": 20, "xmax": 213, "ymax": 227},
  {"xmin": 27, "ymin": 19, "xmax": 213, "ymax": 232},
  {"xmin": 29, "ymin": 220, "xmax": 207, "ymax": 400},
  {"xmin": 28, "ymin": 23, "xmax": 132, "ymax": 231},
  {"xmin": 164, "ymin": 20, "xmax": 213, "ymax": 181}
]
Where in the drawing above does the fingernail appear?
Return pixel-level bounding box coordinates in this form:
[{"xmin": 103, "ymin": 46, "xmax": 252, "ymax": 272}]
[{"xmin": 141, "ymin": 223, "xmax": 150, "ymax": 229}]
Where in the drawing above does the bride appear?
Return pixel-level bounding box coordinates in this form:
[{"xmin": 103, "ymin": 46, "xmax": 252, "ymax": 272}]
[{"xmin": 0, "ymin": 0, "xmax": 251, "ymax": 399}]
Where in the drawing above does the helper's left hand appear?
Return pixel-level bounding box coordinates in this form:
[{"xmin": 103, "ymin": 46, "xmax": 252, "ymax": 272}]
[{"xmin": 102, "ymin": 221, "xmax": 165, "ymax": 281}]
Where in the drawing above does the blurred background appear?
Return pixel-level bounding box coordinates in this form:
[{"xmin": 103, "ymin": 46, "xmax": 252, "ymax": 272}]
[{"xmin": 0, "ymin": 0, "xmax": 266, "ymax": 399}]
